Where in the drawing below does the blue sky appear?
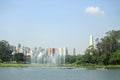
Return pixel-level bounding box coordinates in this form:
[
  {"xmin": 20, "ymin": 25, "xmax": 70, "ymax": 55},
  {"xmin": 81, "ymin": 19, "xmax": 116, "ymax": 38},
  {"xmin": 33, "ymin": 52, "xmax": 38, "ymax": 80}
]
[{"xmin": 0, "ymin": 0, "xmax": 120, "ymax": 54}]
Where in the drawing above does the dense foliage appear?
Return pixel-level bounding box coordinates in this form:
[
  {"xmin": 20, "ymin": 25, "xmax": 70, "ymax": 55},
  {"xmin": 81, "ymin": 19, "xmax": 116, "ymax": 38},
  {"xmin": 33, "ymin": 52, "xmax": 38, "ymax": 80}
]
[
  {"xmin": 0, "ymin": 40, "xmax": 12, "ymax": 62},
  {"xmin": 13, "ymin": 53, "xmax": 26, "ymax": 63},
  {"xmin": 66, "ymin": 30, "xmax": 120, "ymax": 65}
]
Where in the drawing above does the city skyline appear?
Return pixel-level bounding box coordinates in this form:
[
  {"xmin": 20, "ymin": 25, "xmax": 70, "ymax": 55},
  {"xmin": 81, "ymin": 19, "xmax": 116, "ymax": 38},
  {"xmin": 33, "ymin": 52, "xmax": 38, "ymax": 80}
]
[
  {"xmin": 0, "ymin": 0, "xmax": 120, "ymax": 54},
  {"xmin": 11, "ymin": 43, "xmax": 70, "ymax": 55}
]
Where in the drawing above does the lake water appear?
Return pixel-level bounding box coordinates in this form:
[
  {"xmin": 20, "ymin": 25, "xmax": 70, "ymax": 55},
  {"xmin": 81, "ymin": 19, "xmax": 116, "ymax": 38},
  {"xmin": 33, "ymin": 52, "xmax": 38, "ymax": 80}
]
[{"xmin": 0, "ymin": 67, "xmax": 120, "ymax": 80}]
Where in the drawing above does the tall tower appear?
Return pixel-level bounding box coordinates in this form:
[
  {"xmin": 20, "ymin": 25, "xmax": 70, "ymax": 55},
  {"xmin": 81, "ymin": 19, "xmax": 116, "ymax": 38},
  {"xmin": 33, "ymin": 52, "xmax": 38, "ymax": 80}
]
[
  {"xmin": 89, "ymin": 35, "xmax": 94, "ymax": 55},
  {"xmin": 89, "ymin": 35, "xmax": 94, "ymax": 47}
]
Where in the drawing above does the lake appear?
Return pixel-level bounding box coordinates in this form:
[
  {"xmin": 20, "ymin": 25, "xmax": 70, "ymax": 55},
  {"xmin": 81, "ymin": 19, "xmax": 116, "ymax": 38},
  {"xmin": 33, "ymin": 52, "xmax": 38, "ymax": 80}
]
[{"xmin": 0, "ymin": 67, "xmax": 120, "ymax": 80}]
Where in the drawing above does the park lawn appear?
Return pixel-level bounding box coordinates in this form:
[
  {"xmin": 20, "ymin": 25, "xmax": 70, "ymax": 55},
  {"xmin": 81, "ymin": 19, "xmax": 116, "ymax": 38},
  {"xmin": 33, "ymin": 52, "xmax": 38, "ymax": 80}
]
[
  {"xmin": 64, "ymin": 64, "xmax": 120, "ymax": 69},
  {"xmin": 0, "ymin": 63, "xmax": 29, "ymax": 67}
]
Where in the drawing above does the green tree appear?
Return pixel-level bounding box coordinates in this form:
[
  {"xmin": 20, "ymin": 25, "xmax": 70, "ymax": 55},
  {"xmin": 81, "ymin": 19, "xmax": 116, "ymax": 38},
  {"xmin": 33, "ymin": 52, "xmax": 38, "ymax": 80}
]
[
  {"xmin": 96, "ymin": 30, "xmax": 120, "ymax": 55},
  {"xmin": 75, "ymin": 55, "xmax": 82, "ymax": 65},
  {"xmin": 65, "ymin": 55, "xmax": 76, "ymax": 64},
  {"xmin": 109, "ymin": 50, "xmax": 120, "ymax": 65},
  {"xmin": 13, "ymin": 53, "xmax": 26, "ymax": 63},
  {"xmin": 80, "ymin": 54, "xmax": 92, "ymax": 65},
  {"xmin": 0, "ymin": 40, "xmax": 12, "ymax": 62},
  {"xmin": 91, "ymin": 55, "xmax": 97, "ymax": 64}
]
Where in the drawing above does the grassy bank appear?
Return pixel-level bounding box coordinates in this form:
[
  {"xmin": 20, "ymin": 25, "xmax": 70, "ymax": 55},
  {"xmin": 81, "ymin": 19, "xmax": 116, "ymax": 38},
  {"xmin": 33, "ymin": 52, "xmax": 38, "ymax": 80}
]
[
  {"xmin": 0, "ymin": 63, "xmax": 29, "ymax": 67},
  {"xmin": 0, "ymin": 63, "xmax": 62, "ymax": 67},
  {"xmin": 104, "ymin": 65, "xmax": 120, "ymax": 69},
  {"xmin": 0, "ymin": 63, "xmax": 120, "ymax": 69}
]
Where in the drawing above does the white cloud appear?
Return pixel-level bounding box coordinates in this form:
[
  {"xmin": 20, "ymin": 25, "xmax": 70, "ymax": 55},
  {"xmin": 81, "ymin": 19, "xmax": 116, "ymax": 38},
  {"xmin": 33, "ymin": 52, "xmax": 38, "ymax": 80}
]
[{"xmin": 85, "ymin": 6, "xmax": 104, "ymax": 15}]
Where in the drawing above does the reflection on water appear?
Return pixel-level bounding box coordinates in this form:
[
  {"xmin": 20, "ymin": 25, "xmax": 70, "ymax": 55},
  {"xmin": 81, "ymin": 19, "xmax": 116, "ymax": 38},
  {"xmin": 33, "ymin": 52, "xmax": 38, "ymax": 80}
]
[{"xmin": 0, "ymin": 67, "xmax": 120, "ymax": 80}]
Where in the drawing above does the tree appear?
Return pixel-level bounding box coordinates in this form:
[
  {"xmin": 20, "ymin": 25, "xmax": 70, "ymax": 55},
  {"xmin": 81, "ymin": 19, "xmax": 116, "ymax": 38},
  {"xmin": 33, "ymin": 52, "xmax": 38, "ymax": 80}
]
[
  {"xmin": 13, "ymin": 53, "xmax": 26, "ymax": 63},
  {"xmin": 75, "ymin": 55, "xmax": 82, "ymax": 65},
  {"xmin": 65, "ymin": 55, "xmax": 76, "ymax": 64},
  {"xmin": 109, "ymin": 50, "xmax": 120, "ymax": 65},
  {"xmin": 96, "ymin": 30, "xmax": 120, "ymax": 55},
  {"xmin": 0, "ymin": 40, "xmax": 12, "ymax": 62}
]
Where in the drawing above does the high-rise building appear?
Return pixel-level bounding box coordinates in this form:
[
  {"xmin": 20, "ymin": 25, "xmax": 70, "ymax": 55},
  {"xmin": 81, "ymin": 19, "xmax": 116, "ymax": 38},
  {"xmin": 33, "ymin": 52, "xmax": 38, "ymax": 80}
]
[
  {"xmin": 72, "ymin": 48, "xmax": 76, "ymax": 55},
  {"xmin": 63, "ymin": 46, "xmax": 68, "ymax": 56},
  {"xmin": 16, "ymin": 44, "xmax": 22, "ymax": 53},
  {"xmin": 10, "ymin": 45, "xmax": 16, "ymax": 52},
  {"xmin": 58, "ymin": 48, "xmax": 63, "ymax": 56},
  {"xmin": 23, "ymin": 47, "xmax": 31, "ymax": 56},
  {"xmin": 49, "ymin": 48, "xmax": 55, "ymax": 56}
]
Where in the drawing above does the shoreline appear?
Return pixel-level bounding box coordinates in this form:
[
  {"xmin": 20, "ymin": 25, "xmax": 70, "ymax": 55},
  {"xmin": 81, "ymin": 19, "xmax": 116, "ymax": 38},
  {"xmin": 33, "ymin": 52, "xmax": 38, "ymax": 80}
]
[
  {"xmin": 64, "ymin": 64, "xmax": 120, "ymax": 69},
  {"xmin": 0, "ymin": 63, "xmax": 120, "ymax": 69}
]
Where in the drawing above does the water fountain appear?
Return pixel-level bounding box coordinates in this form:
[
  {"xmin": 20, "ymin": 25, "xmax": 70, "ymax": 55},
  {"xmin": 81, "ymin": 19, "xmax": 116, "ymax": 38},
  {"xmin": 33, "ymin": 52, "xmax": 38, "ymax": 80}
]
[{"xmin": 31, "ymin": 47, "xmax": 67, "ymax": 65}]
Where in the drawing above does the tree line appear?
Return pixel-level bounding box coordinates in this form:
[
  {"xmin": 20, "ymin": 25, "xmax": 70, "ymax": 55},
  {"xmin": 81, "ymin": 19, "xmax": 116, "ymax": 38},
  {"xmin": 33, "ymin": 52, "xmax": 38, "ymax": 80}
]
[{"xmin": 66, "ymin": 30, "xmax": 120, "ymax": 65}]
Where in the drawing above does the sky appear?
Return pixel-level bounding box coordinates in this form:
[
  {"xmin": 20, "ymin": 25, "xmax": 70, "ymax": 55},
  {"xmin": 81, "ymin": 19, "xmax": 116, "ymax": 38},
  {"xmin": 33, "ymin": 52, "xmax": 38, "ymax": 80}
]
[{"xmin": 0, "ymin": 0, "xmax": 120, "ymax": 54}]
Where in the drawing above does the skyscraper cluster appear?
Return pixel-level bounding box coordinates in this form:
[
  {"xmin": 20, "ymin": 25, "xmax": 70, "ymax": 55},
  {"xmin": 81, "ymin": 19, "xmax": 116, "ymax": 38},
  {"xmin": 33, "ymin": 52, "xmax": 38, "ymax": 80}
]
[{"xmin": 10, "ymin": 44, "xmax": 68, "ymax": 57}]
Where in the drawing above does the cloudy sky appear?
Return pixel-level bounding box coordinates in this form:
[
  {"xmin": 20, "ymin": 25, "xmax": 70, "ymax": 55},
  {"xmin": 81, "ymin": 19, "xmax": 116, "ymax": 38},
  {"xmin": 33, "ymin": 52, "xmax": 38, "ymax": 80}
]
[{"xmin": 0, "ymin": 0, "xmax": 120, "ymax": 54}]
